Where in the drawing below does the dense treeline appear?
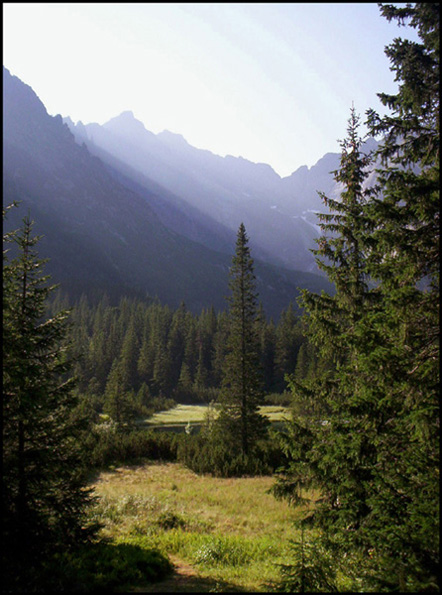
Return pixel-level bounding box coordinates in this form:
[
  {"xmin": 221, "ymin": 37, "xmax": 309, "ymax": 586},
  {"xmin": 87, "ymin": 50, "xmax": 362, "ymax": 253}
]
[{"xmin": 48, "ymin": 291, "xmax": 314, "ymax": 423}]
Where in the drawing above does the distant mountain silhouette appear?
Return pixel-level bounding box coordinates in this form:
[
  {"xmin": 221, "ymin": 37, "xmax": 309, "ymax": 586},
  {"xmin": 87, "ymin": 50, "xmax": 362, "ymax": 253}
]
[
  {"xmin": 66, "ymin": 112, "xmax": 323, "ymax": 272},
  {"xmin": 67, "ymin": 111, "xmax": 378, "ymax": 274},
  {"xmin": 3, "ymin": 66, "xmax": 333, "ymax": 318}
]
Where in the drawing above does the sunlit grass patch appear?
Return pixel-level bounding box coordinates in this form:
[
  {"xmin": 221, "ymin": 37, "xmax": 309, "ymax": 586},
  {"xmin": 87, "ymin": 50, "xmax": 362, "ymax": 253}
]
[
  {"xmin": 144, "ymin": 404, "xmax": 291, "ymax": 427},
  {"xmin": 92, "ymin": 462, "xmax": 308, "ymax": 538},
  {"xmin": 146, "ymin": 405, "xmax": 211, "ymax": 425},
  {"xmin": 258, "ymin": 405, "xmax": 292, "ymax": 422},
  {"xmin": 89, "ymin": 461, "xmax": 320, "ymax": 591},
  {"xmin": 120, "ymin": 530, "xmax": 297, "ymax": 592}
]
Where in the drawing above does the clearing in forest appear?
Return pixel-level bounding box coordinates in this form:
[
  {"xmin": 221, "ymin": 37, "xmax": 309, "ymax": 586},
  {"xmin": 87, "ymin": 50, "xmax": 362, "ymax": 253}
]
[{"xmin": 91, "ymin": 461, "xmax": 316, "ymax": 592}]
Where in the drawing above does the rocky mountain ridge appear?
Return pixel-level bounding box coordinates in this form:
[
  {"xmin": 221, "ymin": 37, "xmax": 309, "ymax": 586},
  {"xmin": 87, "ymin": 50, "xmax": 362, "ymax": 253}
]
[
  {"xmin": 66, "ymin": 109, "xmax": 378, "ymax": 273},
  {"xmin": 3, "ymin": 66, "xmax": 333, "ymax": 318}
]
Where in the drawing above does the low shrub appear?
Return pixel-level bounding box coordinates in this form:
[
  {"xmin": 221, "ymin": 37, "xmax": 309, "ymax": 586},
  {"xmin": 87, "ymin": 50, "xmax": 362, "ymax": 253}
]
[
  {"xmin": 10, "ymin": 541, "xmax": 172, "ymax": 592},
  {"xmin": 177, "ymin": 429, "xmax": 286, "ymax": 478},
  {"xmin": 82, "ymin": 414, "xmax": 286, "ymax": 477},
  {"xmin": 83, "ymin": 426, "xmax": 180, "ymax": 468},
  {"xmin": 264, "ymin": 392, "xmax": 293, "ymax": 406},
  {"xmin": 156, "ymin": 510, "xmax": 187, "ymax": 530}
]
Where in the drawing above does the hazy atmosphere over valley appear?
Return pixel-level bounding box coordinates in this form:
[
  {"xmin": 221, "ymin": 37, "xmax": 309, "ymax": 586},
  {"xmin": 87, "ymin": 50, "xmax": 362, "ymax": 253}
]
[
  {"xmin": 3, "ymin": 3, "xmax": 419, "ymax": 177},
  {"xmin": 3, "ymin": 2, "xmax": 417, "ymax": 314}
]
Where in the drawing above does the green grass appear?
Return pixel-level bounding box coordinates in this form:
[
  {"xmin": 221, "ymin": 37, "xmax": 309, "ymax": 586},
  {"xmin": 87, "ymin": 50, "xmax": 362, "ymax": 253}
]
[
  {"xmin": 89, "ymin": 461, "xmax": 318, "ymax": 592},
  {"xmin": 143, "ymin": 404, "xmax": 291, "ymax": 428}
]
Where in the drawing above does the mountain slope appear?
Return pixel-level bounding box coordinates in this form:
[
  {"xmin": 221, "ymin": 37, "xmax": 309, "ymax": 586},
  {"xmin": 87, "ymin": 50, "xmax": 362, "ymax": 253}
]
[
  {"xmin": 3, "ymin": 67, "xmax": 333, "ymax": 318},
  {"xmin": 66, "ymin": 112, "xmax": 324, "ymax": 271},
  {"xmin": 67, "ymin": 111, "xmax": 378, "ymax": 274}
]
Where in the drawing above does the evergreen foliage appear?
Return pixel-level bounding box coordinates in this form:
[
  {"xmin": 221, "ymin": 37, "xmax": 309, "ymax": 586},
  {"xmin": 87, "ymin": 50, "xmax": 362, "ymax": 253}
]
[
  {"xmin": 177, "ymin": 419, "xmax": 285, "ymax": 478},
  {"xmin": 274, "ymin": 303, "xmax": 303, "ymax": 391},
  {"xmin": 41, "ymin": 282, "xmax": 307, "ymax": 479},
  {"xmin": 46, "ymin": 290, "xmax": 309, "ymax": 419},
  {"xmin": 216, "ymin": 223, "xmax": 270, "ymax": 459},
  {"xmin": 7, "ymin": 7, "xmax": 439, "ymax": 590},
  {"xmin": 273, "ymin": 4, "xmax": 439, "ymax": 591},
  {"xmin": 274, "ymin": 524, "xmax": 338, "ymax": 593},
  {"xmin": 2, "ymin": 209, "xmax": 98, "ymax": 591}
]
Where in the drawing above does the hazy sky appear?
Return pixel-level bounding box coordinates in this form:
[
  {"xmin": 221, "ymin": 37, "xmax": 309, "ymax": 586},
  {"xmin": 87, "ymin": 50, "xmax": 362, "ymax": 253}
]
[{"xmin": 3, "ymin": 3, "xmax": 420, "ymax": 177}]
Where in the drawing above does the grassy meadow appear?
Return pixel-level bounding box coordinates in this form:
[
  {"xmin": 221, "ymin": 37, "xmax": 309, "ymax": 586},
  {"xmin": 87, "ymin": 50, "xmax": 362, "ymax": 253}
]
[
  {"xmin": 90, "ymin": 461, "xmax": 319, "ymax": 592},
  {"xmin": 87, "ymin": 404, "xmax": 359, "ymax": 592},
  {"xmin": 142, "ymin": 404, "xmax": 291, "ymax": 432}
]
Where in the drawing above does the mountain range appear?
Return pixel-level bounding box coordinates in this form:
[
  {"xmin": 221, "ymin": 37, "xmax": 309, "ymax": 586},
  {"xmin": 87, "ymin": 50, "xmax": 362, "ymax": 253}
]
[
  {"xmin": 66, "ymin": 110, "xmax": 379, "ymax": 273},
  {"xmin": 3, "ymin": 66, "xmax": 340, "ymax": 318}
]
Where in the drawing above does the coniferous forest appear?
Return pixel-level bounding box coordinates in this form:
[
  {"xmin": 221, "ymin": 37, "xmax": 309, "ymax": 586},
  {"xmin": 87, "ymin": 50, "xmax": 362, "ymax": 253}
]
[
  {"xmin": 2, "ymin": 4, "xmax": 439, "ymax": 592},
  {"xmin": 50, "ymin": 286, "xmax": 305, "ymax": 421}
]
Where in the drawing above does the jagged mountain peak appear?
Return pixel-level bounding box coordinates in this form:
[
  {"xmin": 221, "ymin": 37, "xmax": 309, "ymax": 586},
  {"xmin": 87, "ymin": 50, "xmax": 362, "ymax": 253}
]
[
  {"xmin": 108, "ymin": 109, "xmax": 138, "ymax": 123},
  {"xmin": 103, "ymin": 110, "xmax": 152, "ymax": 139},
  {"xmin": 64, "ymin": 102, "xmax": 344, "ymax": 272},
  {"xmin": 118, "ymin": 109, "xmax": 136, "ymax": 119},
  {"xmin": 3, "ymin": 65, "xmax": 48, "ymax": 121},
  {"xmin": 223, "ymin": 153, "xmax": 280, "ymax": 180}
]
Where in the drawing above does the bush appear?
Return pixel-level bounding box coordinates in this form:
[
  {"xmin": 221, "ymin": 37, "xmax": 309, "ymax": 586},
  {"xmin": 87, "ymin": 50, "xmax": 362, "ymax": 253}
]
[
  {"xmin": 177, "ymin": 429, "xmax": 286, "ymax": 478},
  {"xmin": 149, "ymin": 395, "xmax": 177, "ymax": 413},
  {"xmin": 156, "ymin": 510, "xmax": 187, "ymax": 530},
  {"xmin": 83, "ymin": 426, "xmax": 180, "ymax": 468},
  {"xmin": 82, "ymin": 418, "xmax": 286, "ymax": 477},
  {"xmin": 40, "ymin": 541, "xmax": 173, "ymax": 592},
  {"xmin": 172, "ymin": 385, "xmax": 221, "ymax": 405},
  {"xmin": 264, "ymin": 391, "xmax": 293, "ymax": 406}
]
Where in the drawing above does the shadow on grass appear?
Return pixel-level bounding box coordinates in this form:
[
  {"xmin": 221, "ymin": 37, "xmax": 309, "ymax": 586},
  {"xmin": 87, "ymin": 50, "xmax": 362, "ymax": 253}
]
[
  {"xmin": 133, "ymin": 557, "xmax": 249, "ymax": 593},
  {"xmin": 30, "ymin": 541, "xmax": 174, "ymax": 593},
  {"xmin": 4, "ymin": 540, "xmax": 174, "ymax": 593}
]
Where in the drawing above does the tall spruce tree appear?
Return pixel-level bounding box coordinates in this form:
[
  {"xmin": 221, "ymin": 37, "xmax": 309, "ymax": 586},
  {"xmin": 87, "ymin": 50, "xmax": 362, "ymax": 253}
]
[
  {"xmin": 360, "ymin": 3, "xmax": 439, "ymax": 589},
  {"xmin": 2, "ymin": 210, "xmax": 97, "ymax": 590},
  {"xmin": 103, "ymin": 358, "xmax": 137, "ymax": 425},
  {"xmin": 274, "ymin": 4, "xmax": 439, "ymax": 591},
  {"xmin": 273, "ymin": 103, "xmax": 374, "ymax": 505},
  {"xmin": 217, "ymin": 223, "xmax": 269, "ymax": 458}
]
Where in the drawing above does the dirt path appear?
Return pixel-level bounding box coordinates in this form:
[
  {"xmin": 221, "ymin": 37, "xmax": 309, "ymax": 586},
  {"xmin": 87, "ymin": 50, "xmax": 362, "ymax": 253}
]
[{"xmin": 132, "ymin": 555, "xmax": 246, "ymax": 593}]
